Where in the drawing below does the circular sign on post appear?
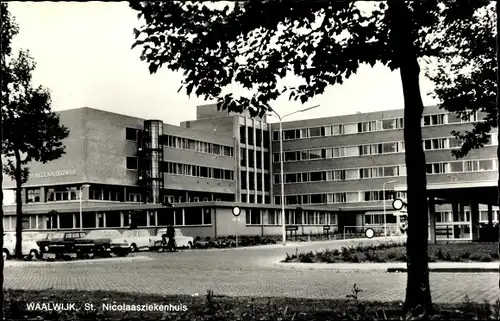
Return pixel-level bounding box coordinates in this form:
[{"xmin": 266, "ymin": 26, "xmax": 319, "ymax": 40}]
[
  {"xmin": 232, "ymin": 206, "xmax": 241, "ymax": 217},
  {"xmin": 365, "ymin": 228, "xmax": 375, "ymax": 239},
  {"xmin": 392, "ymin": 198, "xmax": 405, "ymax": 210}
]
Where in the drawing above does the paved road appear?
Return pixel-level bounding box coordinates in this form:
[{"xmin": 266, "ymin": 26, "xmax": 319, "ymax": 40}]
[{"xmin": 4, "ymin": 237, "xmax": 499, "ymax": 304}]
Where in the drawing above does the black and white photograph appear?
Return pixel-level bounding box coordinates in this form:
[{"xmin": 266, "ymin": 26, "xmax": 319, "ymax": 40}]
[{"xmin": 1, "ymin": 1, "xmax": 499, "ymax": 320}]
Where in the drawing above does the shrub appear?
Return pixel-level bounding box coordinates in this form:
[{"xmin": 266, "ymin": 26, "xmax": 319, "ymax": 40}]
[
  {"xmin": 469, "ymin": 253, "xmax": 482, "ymax": 261},
  {"xmin": 351, "ymin": 254, "xmax": 360, "ymax": 263},
  {"xmin": 387, "ymin": 252, "xmax": 397, "ymax": 260},
  {"xmin": 396, "ymin": 253, "xmax": 407, "ymax": 262},
  {"xmin": 490, "ymin": 251, "xmax": 499, "ymax": 259},
  {"xmin": 364, "ymin": 251, "xmax": 379, "ymax": 262},
  {"xmin": 298, "ymin": 251, "xmax": 315, "ymax": 263},
  {"xmin": 444, "ymin": 252, "xmax": 453, "ymax": 261},
  {"xmin": 428, "ymin": 255, "xmax": 436, "ymax": 263},
  {"xmin": 435, "ymin": 248, "xmax": 445, "ymax": 260},
  {"xmin": 460, "ymin": 250, "xmax": 471, "ymax": 259},
  {"xmin": 480, "ymin": 254, "xmax": 493, "ymax": 262},
  {"xmin": 332, "ymin": 249, "xmax": 341, "ymax": 256},
  {"xmin": 451, "ymin": 256, "xmax": 461, "ymax": 262}
]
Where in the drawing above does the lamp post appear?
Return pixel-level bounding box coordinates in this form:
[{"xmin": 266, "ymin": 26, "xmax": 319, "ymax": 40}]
[
  {"xmin": 79, "ymin": 184, "xmax": 90, "ymax": 231},
  {"xmin": 382, "ymin": 180, "xmax": 397, "ymax": 238},
  {"xmin": 267, "ymin": 105, "xmax": 320, "ymax": 246}
]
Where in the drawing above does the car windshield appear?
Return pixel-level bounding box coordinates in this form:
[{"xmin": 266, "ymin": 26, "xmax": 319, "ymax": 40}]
[
  {"xmin": 32, "ymin": 233, "xmax": 50, "ymax": 240},
  {"xmin": 86, "ymin": 230, "xmax": 121, "ymax": 238},
  {"xmin": 21, "ymin": 233, "xmax": 38, "ymax": 240},
  {"xmin": 3, "ymin": 234, "xmax": 14, "ymax": 242},
  {"xmin": 121, "ymin": 230, "xmax": 136, "ymax": 237},
  {"xmin": 50, "ymin": 232, "xmax": 65, "ymax": 239}
]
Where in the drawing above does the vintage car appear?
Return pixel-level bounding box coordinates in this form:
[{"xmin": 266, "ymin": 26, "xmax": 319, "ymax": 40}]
[
  {"xmin": 3, "ymin": 233, "xmax": 41, "ymax": 260},
  {"xmin": 74, "ymin": 229, "xmax": 130, "ymax": 257},
  {"xmin": 44, "ymin": 231, "xmax": 88, "ymax": 256},
  {"xmin": 121, "ymin": 229, "xmax": 156, "ymax": 252},
  {"xmin": 34, "ymin": 232, "xmax": 57, "ymax": 255},
  {"xmin": 153, "ymin": 228, "xmax": 194, "ymax": 249}
]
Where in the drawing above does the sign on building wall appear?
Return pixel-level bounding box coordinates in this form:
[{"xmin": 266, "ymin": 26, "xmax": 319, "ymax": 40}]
[{"xmin": 31, "ymin": 169, "xmax": 77, "ymax": 178}]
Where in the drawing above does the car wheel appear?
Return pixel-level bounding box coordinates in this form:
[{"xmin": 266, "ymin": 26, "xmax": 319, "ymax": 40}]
[
  {"xmin": 3, "ymin": 249, "xmax": 10, "ymax": 260},
  {"xmin": 29, "ymin": 250, "xmax": 38, "ymax": 261},
  {"xmin": 187, "ymin": 241, "xmax": 193, "ymax": 249},
  {"xmin": 130, "ymin": 243, "xmax": 138, "ymax": 252}
]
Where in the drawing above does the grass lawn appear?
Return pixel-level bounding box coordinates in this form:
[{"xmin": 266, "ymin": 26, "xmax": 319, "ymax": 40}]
[
  {"xmin": 284, "ymin": 241, "xmax": 499, "ymax": 263},
  {"xmin": 4, "ymin": 288, "xmax": 500, "ymax": 320}
]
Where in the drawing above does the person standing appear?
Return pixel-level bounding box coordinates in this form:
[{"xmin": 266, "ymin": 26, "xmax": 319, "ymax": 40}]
[{"xmin": 166, "ymin": 224, "xmax": 176, "ymax": 252}]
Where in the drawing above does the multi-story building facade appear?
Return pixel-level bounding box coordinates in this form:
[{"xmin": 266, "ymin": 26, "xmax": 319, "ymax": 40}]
[
  {"xmin": 2, "ymin": 104, "xmax": 497, "ymax": 239},
  {"xmin": 270, "ymin": 105, "xmax": 498, "ymax": 240}
]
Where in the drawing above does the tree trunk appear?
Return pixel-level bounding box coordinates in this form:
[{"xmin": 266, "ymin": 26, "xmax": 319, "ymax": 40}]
[
  {"xmin": 0, "ymin": 100, "xmax": 4, "ymax": 320},
  {"xmin": 14, "ymin": 150, "xmax": 23, "ymax": 260},
  {"xmin": 496, "ymin": 0, "xmax": 500, "ymax": 290},
  {"xmin": 387, "ymin": 1, "xmax": 433, "ymax": 315}
]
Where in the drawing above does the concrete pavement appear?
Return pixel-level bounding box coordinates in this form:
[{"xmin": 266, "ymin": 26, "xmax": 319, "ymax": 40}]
[{"xmin": 4, "ymin": 237, "xmax": 499, "ymax": 304}]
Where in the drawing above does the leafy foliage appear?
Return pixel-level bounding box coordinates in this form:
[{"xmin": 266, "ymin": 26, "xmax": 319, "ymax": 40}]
[
  {"xmin": 427, "ymin": 1, "xmax": 495, "ymax": 158},
  {"xmin": 1, "ymin": 4, "xmax": 70, "ymax": 261},
  {"xmin": 129, "ymin": 1, "xmax": 445, "ymax": 116},
  {"xmin": 129, "ymin": 0, "xmax": 487, "ymax": 315}
]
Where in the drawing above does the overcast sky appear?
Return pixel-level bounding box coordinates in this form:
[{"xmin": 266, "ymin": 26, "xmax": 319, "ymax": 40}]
[{"xmin": 8, "ymin": 1, "xmax": 439, "ymax": 125}]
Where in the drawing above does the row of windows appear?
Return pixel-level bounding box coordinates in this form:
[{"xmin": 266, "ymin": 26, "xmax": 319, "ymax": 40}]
[
  {"xmin": 427, "ymin": 159, "xmax": 497, "ymax": 174},
  {"xmin": 240, "ymin": 194, "xmax": 271, "ymax": 204},
  {"xmin": 273, "ymin": 141, "xmax": 405, "ymax": 163},
  {"xmin": 435, "ymin": 210, "xmax": 499, "ymax": 223},
  {"xmin": 273, "ymin": 165, "xmax": 407, "ymax": 184},
  {"xmin": 245, "ymin": 208, "xmax": 338, "ymax": 225},
  {"xmin": 275, "ymin": 191, "xmax": 407, "ymax": 205},
  {"xmin": 272, "ymin": 111, "xmax": 480, "ymax": 141},
  {"xmin": 365, "ymin": 214, "xmax": 397, "ymax": 225},
  {"xmin": 240, "ymin": 126, "xmax": 270, "ymax": 148},
  {"xmin": 163, "ymin": 162, "xmax": 234, "ymax": 180},
  {"xmin": 423, "ymin": 134, "xmax": 497, "ymax": 151},
  {"xmin": 272, "ymin": 158, "xmax": 496, "ymax": 185},
  {"xmin": 164, "ymin": 135, "xmax": 234, "ymax": 157},
  {"xmin": 240, "ymin": 148, "xmax": 270, "ymax": 170},
  {"xmin": 4, "ymin": 209, "xmax": 213, "ymax": 231},
  {"xmin": 240, "ymin": 171, "xmax": 271, "ymax": 191}
]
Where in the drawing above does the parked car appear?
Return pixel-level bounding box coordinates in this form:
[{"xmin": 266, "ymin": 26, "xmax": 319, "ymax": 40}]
[
  {"xmin": 3, "ymin": 233, "xmax": 40, "ymax": 260},
  {"xmin": 34, "ymin": 232, "xmax": 57, "ymax": 255},
  {"xmin": 121, "ymin": 229, "xmax": 156, "ymax": 252},
  {"xmin": 45, "ymin": 231, "xmax": 88, "ymax": 257},
  {"xmin": 74, "ymin": 229, "xmax": 130, "ymax": 258},
  {"xmin": 153, "ymin": 228, "xmax": 194, "ymax": 249}
]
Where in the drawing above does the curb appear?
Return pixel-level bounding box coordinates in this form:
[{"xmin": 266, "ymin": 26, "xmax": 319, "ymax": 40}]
[{"xmin": 388, "ymin": 267, "xmax": 499, "ymax": 273}]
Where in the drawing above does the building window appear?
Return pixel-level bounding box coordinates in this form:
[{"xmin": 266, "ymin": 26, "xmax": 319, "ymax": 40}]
[
  {"xmin": 126, "ymin": 128, "xmax": 138, "ymax": 141},
  {"xmin": 358, "ymin": 121, "xmax": 378, "ymax": 133},
  {"xmin": 272, "ymin": 131, "xmax": 280, "ymax": 141},
  {"xmin": 126, "ymin": 156, "xmax": 138, "ymax": 170},
  {"xmin": 203, "ymin": 208, "xmax": 212, "ymax": 225},
  {"xmin": 240, "ymin": 126, "xmax": 246, "ymax": 144},
  {"xmin": 246, "ymin": 208, "xmax": 261, "ymax": 225},
  {"xmin": 26, "ymin": 188, "xmax": 41, "ymax": 203},
  {"xmin": 423, "ymin": 114, "xmax": 445, "ymax": 126},
  {"xmin": 426, "ymin": 163, "xmax": 448, "ymax": 174},
  {"xmin": 283, "ymin": 129, "xmax": 300, "ymax": 140},
  {"xmin": 382, "ymin": 118, "xmax": 403, "ymax": 130},
  {"xmin": 478, "ymin": 160, "xmax": 494, "ymax": 171},
  {"xmin": 449, "ymin": 161, "xmax": 464, "ymax": 173},
  {"xmin": 184, "ymin": 208, "xmax": 203, "ymax": 225},
  {"xmin": 449, "ymin": 137, "xmax": 462, "ymax": 148},
  {"xmin": 247, "ymin": 127, "xmax": 254, "ymax": 145}
]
